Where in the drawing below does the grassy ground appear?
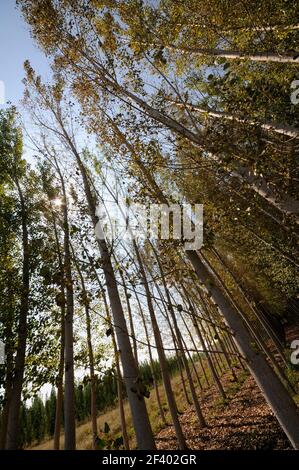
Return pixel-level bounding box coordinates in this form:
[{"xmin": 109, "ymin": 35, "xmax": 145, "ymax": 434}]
[
  {"xmin": 29, "ymin": 354, "xmax": 299, "ymax": 450},
  {"xmin": 29, "ymin": 361, "xmax": 209, "ymax": 450}
]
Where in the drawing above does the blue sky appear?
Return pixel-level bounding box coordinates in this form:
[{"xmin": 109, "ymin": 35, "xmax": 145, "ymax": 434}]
[{"xmin": 0, "ymin": 0, "xmax": 51, "ymax": 107}]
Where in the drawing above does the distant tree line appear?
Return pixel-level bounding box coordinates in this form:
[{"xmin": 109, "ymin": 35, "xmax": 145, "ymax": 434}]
[{"xmin": 9, "ymin": 356, "xmax": 182, "ymax": 447}]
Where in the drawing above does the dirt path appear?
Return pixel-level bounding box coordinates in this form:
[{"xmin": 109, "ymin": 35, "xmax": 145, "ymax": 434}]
[{"xmin": 156, "ymin": 373, "xmax": 291, "ymax": 450}]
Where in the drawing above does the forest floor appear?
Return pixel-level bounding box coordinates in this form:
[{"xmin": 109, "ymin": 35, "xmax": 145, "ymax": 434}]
[
  {"xmin": 30, "ymin": 365, "xmax": 298, "ymax": 450},
  {"xmin": 29, "ymin": 318, "xmax": 299, "ymax": 450},
  {"xmin": 154, "ymin": 321, "xmax": 299, "ymax": 450},
  {"xmin": 155, "ymin": 372, "xmax": 291, "ymax": 450}
]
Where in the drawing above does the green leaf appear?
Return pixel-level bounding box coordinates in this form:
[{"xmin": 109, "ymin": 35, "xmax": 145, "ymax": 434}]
[{"xmin": 95, "ymin": 437, "xmax": 105, "ymax": 450}]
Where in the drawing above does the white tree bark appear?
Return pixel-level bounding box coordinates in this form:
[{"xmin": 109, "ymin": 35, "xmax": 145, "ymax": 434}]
[
  {"xmin": 169, "ymin": 100, "xmax": 299, "ymax": 139},
  {"xmin": 163, "ymin": 44, "xmax": 299, "ymax": 64},
  {"xmin": 187, "ymin": 250, "xmax": 299, "ymax": 449}
]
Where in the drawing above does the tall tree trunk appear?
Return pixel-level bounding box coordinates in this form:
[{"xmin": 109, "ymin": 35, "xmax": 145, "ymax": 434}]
[
  {"xmin": 83, "ymin": 248, "xmax": 130, "ymax": 450},
  {"xmin": 150, "ymin": 282, "xmax": 192, "ymax": 408},
  {"xmin": 53, "ymin": 324, "xmax": 65, "ymax": 450},
  {"xmin": 70, "ymin": 245, "xmax": 97, "ymax": 449},
  {"xmin": 134, "ymin": 291, "xmax": 167, "ymax": 425},
  {"xmin": 150, "ymin": 243, "xmax": 206, "ymax": 427},
  {"xmin": 62, "ymin": 197, "xmax": 76, "ymax": 450},
  {"xmin": 210, "ymin": 247, "xmax": 288, "ymax": 365},
  {"xmin": 178, "ymin": 297, "xmax": 212, "ymax": 387},
  {"xmin": 0, "ymin": 297, "xmax": 14, "ymax": 450},
  {"xmin": 83, "ymin": 245, "xmax": 132, "ymax": 450},
  {"xmin": 0, "ymin": 347, "xmax": 13, "ymax": 449},
  {"xmin": 159, "ymin": 302, "xmax": 192, "ymax": 407},
  {"xmin": 179, "ymin": 331, "xmax": 203, "ymax": 391},
  {"xmin": 58, "ymin": 123, "xmax": 155, "ymax": 449},
  {"xmin": 114, "ymin": 348, "xmax": 130, "ymax": 450},
  {"xmin": 179, "ymin": 312, "xmax": 209, "ymax": 388},
  {"xmin": 51, "ymin": 211, "xmax": 65, "ymax": 451},
  {"xmin": 104, "ymin": 298, "xmax": 130, "ymax": 450},
  {"xmin": 155, "ymin": 43, "xmax": 299, "ymax": 64},
  {"xmin": 197, "ymin": 252, "xmax": 295, "ymax": 391},
  {"xmin": 209, "ymin": 322, "xmax": 237, "ymax": 381},
  {"xmin": 169, "ymin": 99, "xmax": 299, "ymax": 138},
  {"xmin": 50, "ymin": 154, "xmax": 76, "ymax": 451},
  {"xmin": 105, "ymin": 85, "xmax": 299, "ymax": 222},
  {"xmin": 5, "ymin": 179, "xmax": 29, "ymax": 450},
  {"xmin": 187, "ymin": 250, "xmax": 299, "ymax": 449},
  {"xmin": 230, "ymin": 164, "xmax": 299, "ymax": 223},
  {"xmin": 114, "ymin": 259, "xmax": 139, "ymax": 366},
  {"xmin": 133, "ymin": 240, "xmax": 187, "ymax": 449},
  {"xmin": 86, "ymin": 305, "xmax": 98, "ymax": 450},
  {"xmin": 173, "ymin": 22, "xmax": 299, "ymax": 33},
  {"xmin": 192, "ymin": 289, "xmax": 235, "ymax": 378},
  {"xmin": 180, "ymin": 284, "xmax": 226, "ymax": 399}
]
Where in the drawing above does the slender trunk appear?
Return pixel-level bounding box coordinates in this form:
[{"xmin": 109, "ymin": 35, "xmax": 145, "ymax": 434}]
[
  {"xmin": 95, "ymin": 210, "xmax": 156, "ymax": 451},
  {"xmin": 230, "ymin": 164, "xmax": 299, "ymax": 223},
  {"xmin": 169, "ymin": 99, "xmax": 299, "ymax": 139},
  {"xmin": 103, "ymin": 81, "xmax": 299, "ymax": 224},
  {"xmin": 203, "ymin": 321, "xmax": 225, "ymax": 376},
  {"xmin": 115, "ymin": 261, "xmax": 139, "ymax": 366},
  {"xmin": 5, "ymin": 180, "xmax": 29, "ymax": 450},
  {"xmin": 133, "ymin": 240, "xmax": 187, "ymax": 449},
  {"xmin": 196, "ymin": 319, "xmax": 226, "ymax": 399},
  {"xmin": 50, "ymin": 157, "xmax": 76, "ymax": 451},
  {"xmin": 223, "ymin": 331, "xmax": 247, "ymax": 371},
  {"xmin": 62, "ymin": 203, "xmax": 76, "ymax": 450},
  {"xmin": 197, "ymin": 295, "xmax": 227, "ymax": 376},
  {"xmin": 54, "ymin": 342, "xmax": 64, "ymax": 450},
  {"xmin": 150, "ymin": 244, "xmax": 206, "ymax": 426},
  {"xmin": 210, "ymin": 247, "xmax": 288, "ymax": 365},
  {"xmin": 158, "ymin": 43, "xmax": 299, "ymax": 64},
  {"xmin": 212, "ymin": 328, "xmax": 237, "ymax": 381},
  {"xmin": 59, "ymin": 128, "xmax": 155, "ymax": 449},
  {"xmin": 107, "ymin": 315, "xmax": 130, "ymax": 450},
  {"xmin": 0, "ymin": 307, "xmax": 14, "ymax": 449},
  {"xmin": 83, "ymin": 305, "xmax": 98, "ymax": 447},
  {"xmin": 187, "ymin": 250, "xmax": 299, "ymax": 449},
  {"xmin": 180, "ymin": 332, "xmax": 203, "ymax": 391},
  {"xmin": 178, "ymin": 299, "xmax": 212, "ymax": 387},
  {"xmin": 198, "ymin": 252, "xmax": 295, "ymax": 391},
  {"xmin": 168, "ymin": 317, "xmax": 192, "ymax": 407},
  {"xmin": 115, "ymin": 352, "xmax": 130, "ymax": 450},
  {"xmin": 70, "ymin": 245, "xmax": 97, "ymax": 448},
  {"xmin": 173, "ymin": 22, "xmax": 299, "ymax": 33},
  {"xmin": 87, "ymin": 310, "xmax": 98, "ymax": 450},
  {"xmin": 152, "ymin": 286, "xmax": 192, "ymax": 407},
  {"xmin": 179, "ymin": 313, "xmax": 208, "ymax": 389},
  {"xmin": 134, "ymin": 291, "xmax": 167, "ymax": 425},
  {"xmin": 0, "ymin": 359, "xmax": 13, "ymax": 449},
  {"xmin": 107, "ymin": 305, "xmax": 130, "ymax": 450},
  {"xmin": 83, "ymin": 250, "xmax": 130, "ymax": 450},
  {"xmin": 180, "ymin": 284, "xmax": 226, "ymax": 399},
  {"xmin": 51, "ymin": 210, "xmax": 65, "ymax": 450}
]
